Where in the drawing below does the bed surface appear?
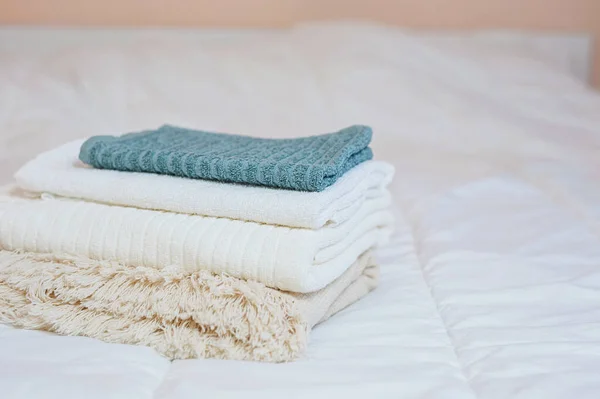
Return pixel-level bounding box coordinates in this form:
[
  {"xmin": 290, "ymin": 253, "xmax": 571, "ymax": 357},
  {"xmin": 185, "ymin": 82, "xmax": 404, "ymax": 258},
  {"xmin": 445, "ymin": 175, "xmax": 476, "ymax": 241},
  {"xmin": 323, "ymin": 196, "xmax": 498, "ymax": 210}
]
[{"xmin": 1, "ymin": 23, "xmax": 600, "ymax": 398}]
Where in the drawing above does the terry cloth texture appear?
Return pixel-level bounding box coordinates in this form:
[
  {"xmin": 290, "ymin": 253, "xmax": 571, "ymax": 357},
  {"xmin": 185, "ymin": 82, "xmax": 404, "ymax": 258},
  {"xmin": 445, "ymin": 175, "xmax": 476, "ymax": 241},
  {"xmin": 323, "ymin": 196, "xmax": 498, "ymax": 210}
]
[
  {"xmin": 16, "ymin": 139, "xmax": 394, "ymax": 228},
  {"xmin": 78, "ymin": 124, "xmax": 373, "ymax": 192},
  {"xmin": 0, "ymin": 250, "xmax": 378, "ymax": 362},
  {"xmin": 0, "ymin": 188, "xmax": 393, "ymax": 293}
]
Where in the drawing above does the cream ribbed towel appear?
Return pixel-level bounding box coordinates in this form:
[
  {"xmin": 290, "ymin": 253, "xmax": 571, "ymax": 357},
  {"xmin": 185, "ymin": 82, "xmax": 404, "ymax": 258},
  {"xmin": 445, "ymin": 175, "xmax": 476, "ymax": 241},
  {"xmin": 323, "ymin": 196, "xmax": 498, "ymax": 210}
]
[
  {"xmin": 0, "ymin": 188, "xmax": 392, "ymax": 292},
  {"xmin": 0, "ymin": 250, "xmax": 378, "ymax": 362},
  {"xmin": 15, "ymin": 140, "xmax": 394, "ymax": 228}
]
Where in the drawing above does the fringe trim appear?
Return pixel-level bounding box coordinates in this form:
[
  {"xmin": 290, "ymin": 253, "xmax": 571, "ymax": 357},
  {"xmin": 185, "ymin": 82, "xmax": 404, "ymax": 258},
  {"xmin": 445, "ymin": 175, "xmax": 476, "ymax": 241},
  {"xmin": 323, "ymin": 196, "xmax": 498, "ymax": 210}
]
[{"xmin": 0, "ymin": 251, "xmax": 308, "ymax": 362}]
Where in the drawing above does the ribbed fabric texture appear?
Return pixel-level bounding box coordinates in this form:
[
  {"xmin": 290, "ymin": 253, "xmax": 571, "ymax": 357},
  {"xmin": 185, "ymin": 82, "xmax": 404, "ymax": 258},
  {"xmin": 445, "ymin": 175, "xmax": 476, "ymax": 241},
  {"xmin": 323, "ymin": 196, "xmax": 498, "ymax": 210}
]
[
  {"xmin": 0, "ymin": 191, "xmax": 393, "ymax": 292},
  {"xmin": 79, "ymin": 124, "xmax": 373, "ymax": 191}
]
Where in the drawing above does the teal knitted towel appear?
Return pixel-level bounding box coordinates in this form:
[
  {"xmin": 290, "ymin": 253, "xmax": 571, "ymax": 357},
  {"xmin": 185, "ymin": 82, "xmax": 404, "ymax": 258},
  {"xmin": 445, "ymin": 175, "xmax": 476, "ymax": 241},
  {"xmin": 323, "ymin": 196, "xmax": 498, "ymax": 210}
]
[{"xmin": 79, "ymin": 125, "xmax": 373, "ymax": 191}]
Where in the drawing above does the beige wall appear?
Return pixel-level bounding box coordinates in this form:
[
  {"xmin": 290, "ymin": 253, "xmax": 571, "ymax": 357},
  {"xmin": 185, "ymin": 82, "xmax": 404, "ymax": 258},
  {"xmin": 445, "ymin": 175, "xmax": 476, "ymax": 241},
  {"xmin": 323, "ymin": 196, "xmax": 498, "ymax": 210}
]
[{"xmin": 1, "ymin": 0, "xmax": 599, "ymax": 86}]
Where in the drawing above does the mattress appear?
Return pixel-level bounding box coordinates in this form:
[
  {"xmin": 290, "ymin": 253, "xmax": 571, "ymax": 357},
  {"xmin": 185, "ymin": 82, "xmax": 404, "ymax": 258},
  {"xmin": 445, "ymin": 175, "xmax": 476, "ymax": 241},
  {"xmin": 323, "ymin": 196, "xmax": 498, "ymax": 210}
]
[{"xmin": 1, "ymin": 22, "xmax": 600, "ymax": 399}]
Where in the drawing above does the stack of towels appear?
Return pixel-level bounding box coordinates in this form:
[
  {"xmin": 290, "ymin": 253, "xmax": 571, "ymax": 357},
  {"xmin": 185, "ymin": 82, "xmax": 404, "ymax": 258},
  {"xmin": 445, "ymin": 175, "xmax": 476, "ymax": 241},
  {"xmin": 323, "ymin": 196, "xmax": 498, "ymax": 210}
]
[{"xmin": 0, "ymin": 124, "xmax": 394, "ymax": 362}]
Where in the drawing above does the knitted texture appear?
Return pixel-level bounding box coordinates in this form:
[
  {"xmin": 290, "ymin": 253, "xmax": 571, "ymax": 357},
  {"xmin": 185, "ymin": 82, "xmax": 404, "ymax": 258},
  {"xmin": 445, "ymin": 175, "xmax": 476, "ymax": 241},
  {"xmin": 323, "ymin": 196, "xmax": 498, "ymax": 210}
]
[
  {"xmin": 79, "ymin": 124, "xmax": 373, "ymax": 191},
  {"xmin": 16, "ymin": 139, "xmax": 394, "ymax": 228}
]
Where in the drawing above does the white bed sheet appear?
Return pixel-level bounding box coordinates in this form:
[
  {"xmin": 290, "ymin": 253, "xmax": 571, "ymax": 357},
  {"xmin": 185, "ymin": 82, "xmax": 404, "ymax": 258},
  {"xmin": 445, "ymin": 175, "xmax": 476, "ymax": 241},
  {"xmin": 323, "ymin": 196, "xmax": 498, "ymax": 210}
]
[{"xmin": 1, "ymin": 22, "xmax": 600, "ymax": 398}]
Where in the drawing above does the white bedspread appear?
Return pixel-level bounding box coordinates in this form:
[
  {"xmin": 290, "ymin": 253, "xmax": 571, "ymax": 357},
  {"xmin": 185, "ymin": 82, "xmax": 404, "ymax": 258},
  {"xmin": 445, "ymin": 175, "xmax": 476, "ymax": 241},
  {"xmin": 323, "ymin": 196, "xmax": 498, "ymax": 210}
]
[{"xmin": 1, "ymin": 22, "xmax": 600, "ymax": 399}]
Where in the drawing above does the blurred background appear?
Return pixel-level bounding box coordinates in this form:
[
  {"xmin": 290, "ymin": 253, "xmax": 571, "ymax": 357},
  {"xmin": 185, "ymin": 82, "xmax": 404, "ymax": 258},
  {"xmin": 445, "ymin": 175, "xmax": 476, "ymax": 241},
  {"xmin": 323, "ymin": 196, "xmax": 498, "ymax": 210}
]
[
  {"xmin": 1, "ymin": 0, "xmax": 599, "ymax": 85},
  {"xmin": 1, "ymin": 0, "xmax": 599, "ymax": 184}
]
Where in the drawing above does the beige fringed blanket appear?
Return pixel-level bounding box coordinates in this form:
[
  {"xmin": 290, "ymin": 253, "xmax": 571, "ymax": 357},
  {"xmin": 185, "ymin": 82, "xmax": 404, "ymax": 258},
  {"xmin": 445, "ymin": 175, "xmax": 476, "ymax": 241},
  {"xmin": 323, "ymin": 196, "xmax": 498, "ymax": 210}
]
[{"xmin": 0, "ymin": 250, "xmax": 378, "ymax": 362}]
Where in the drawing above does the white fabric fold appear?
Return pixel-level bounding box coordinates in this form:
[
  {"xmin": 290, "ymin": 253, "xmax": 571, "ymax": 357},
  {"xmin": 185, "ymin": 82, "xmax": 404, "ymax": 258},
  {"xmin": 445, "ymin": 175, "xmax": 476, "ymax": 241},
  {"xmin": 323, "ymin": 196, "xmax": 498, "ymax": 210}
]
[
  {"xmin": 14, "ymin": 140, "xmax": 395, "ymax": 229},
  {"xmin": 0, "ymin": 189, "xmax": 393, "ymax": 293}
]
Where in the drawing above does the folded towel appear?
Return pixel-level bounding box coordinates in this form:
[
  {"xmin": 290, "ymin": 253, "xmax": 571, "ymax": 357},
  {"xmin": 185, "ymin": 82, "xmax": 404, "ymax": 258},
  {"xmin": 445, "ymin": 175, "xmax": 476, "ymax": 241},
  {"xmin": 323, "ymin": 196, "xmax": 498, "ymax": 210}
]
[
  {"xmin": 16, "ymin": 140, "xmax": 394, "ymax": 228},
  {"xmin": 79, "ymin": 124, "xmax": 373, "ymax": 192},
  {"xmin": 0, "ymin": 250, "xmax": 378, "ymax": 362},
  {"xmin": 0, "ymin": 188, "xmax": 392, "ymax": 292}
]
